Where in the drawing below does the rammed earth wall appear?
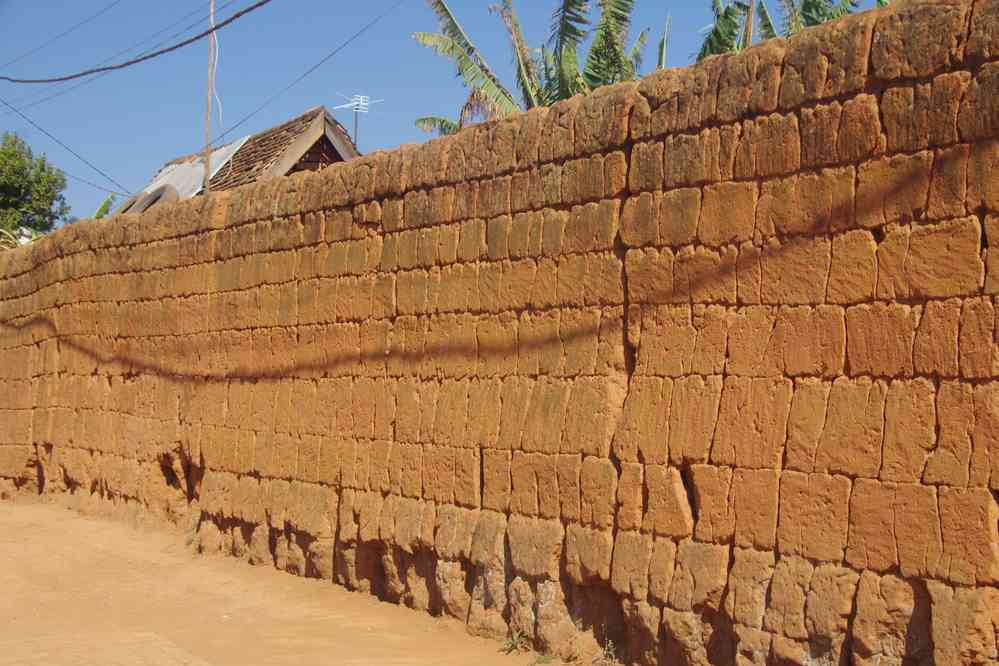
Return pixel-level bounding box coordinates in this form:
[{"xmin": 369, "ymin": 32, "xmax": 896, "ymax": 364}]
[{"xmin": 2, "ymin": 1, "xmax": 999, "ymax": 663}]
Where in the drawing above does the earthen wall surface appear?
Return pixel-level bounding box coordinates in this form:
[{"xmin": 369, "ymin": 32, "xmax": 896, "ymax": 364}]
[{"xmin": 2, "ymin": 1, "xmax": 999, "ymax": 662}]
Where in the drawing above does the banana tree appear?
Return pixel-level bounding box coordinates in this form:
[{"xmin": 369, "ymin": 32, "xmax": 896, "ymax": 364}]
[
  {"xmin": 698, "ymin": 0, "xmax": 889, "ymax": 61},
  {"xmin": 413, "ymin": 0, "xmax": 520, "ymax": 135},
  {"xmin": 414, "ymin": 0, "xmax": 670, "ymax": 135},
  {"xmin": 0, "ymin": 227, "xmax": 19, "ymax": 250},
  {"xmin": 93, "ymin": 194, "xmax": 115, "ymax": 220}
]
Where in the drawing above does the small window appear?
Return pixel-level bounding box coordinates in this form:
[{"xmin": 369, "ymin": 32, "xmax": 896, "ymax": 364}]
[
  {"xmin": 131, "ymin": 185, "xmax": 180, "ymax": 213},
  {"xmin": 116, "ymin": 194, "xmax": 141, "ymax": 215}
]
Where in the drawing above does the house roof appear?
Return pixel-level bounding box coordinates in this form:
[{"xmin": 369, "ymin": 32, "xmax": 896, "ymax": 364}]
[
  {"xmin": 207, "ymin": 106, "xmax": 357, "ymax": 191},
  {"xmin": 117, "ymin": 106, "xmax": 359, "ymax": 214}
]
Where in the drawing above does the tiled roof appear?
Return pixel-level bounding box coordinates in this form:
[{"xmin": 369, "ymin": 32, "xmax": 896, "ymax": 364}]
[
  {"xmin": 118, "ymin": 106, "xmax": 360, "ymax": 216},
  {"xmin": 208, "ymin": 107, "xmax": 325, "ymax": 191},
  {"xmin": 137, "ymin": 106, "xmax": 358, "ymax": 200}
]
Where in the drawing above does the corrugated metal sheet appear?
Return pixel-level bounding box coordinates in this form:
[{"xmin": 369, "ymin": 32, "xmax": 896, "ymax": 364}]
[
  {"xmin": 141, "ymin": 136, "xmax": 250, "ymax": 200},
  {"xmin": 122, "ymin": 106, "xmax": 359, "ymax": 215}
]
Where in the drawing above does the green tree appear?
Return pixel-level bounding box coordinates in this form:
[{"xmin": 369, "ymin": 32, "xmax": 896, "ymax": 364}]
[
  {"xmin": 698, "ymin": 0, "xmax": 890, "ymax": 61},
  {"xmin": 0, "ymin": 132, "xmax": 69, "ymax": 236},
  {"xmin": 413, "ymin": 0, "xmax": 671, "ymax": 135}
]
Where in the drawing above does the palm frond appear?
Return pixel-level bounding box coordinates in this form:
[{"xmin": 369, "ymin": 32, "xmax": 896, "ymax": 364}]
[
  {"xmin": 415, "ymin": 115, "xmax": 461, "ymax": 135},
  {"xmin": 597, "ymin": 0, "xmax": 635, "ymax": 39},
  {"xmin": 778, "ymin": 0, "xmax": 803, "ymax": 36},
  {"xmin": 492, "ymin": 0, "xmax": 541, "ymax": 109},
  {"xmin": 539, "ymin": 46, "xmax": 560, "ymax": 106},
  {"xmin": 424, "ymin": 0, "xmax": 482, "ymax": 59},
  {"xmin": 0, "ymin": 228, "xmax": 19, "ymax": 250},
  {"xmin": 415, "ymin": 0, "xmax": 519, "ymax": 116},
  {"xmin": 550, "ymin": 0, "xmax": 591, "ymax": 51},
  {"xmin": 583, "ymin": 13, "xmax": 622, "ymax": 86},
  {"xmin": 413, "ymin": 31, "xmax": 520, "ymax": 117},
  {"xmin": 801, "ymin": 0, "xmax": 827, "ymax": 25},
  {"xmin": 657, "ymin": 14, "xmax": 671, "ymax": 69},
  {"xmin": 697, "ymin": 0, "xmax": 749, "ymax": 60},
  {"xmin": 560, "ymin": 46, "xmax": 589, "ymax": 98},
  {"xmin": 550, "ymin": 0, "xmax": 591, "ymax": 98},
  {"xmin": 627, "ymin": 28, "xmax": 648, "ymax": 77},
  {"xmin": 827, "ymin": 0, "xmax": 860, "ymax": 19},
  {"xmin": 757, "ymin": 0, "xmax": 778, "ymax": 40},
  {"xmin": 801, "ymin": 0, "xmax": 857, "ymax": 26},
  {"xmin": 584, "ymin": 0, "xmax": 641, "ymax": 88}
]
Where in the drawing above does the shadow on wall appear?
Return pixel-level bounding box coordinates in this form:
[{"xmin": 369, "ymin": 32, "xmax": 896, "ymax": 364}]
[
  {"xmin": 0, "ymin": 157, "xmax": 936, "ymax": 383},
  {"xmin": 0, "ymin": 35, "xmax": 991, "ymax": 663}
]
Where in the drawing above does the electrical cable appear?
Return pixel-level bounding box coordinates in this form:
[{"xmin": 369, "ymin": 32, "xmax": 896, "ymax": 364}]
[
  {"xmin": 63, "ymin": 172, "xmax": 130, "ymax": 197},
  {"xmin": 0, "ymin": 0, "xmax": 128, "ymax": 70},
  {"xmin": 4, "ymin": 0, "xmax": 242, "ymax": 114},
  {"xmin": 0, "ymin": 0, "xmax": 275, "ymax": 85},
  {"xmin": 0, "ymin": 95, "xmax": 130, "ymax": 194},
  {"xmin": 211, "ymin": 0, "xmax": 407, "ymax": 146}
]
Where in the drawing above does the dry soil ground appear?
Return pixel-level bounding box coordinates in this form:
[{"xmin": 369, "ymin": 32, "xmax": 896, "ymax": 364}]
[{"xmin": 0, "ymin": 499, "xmax": 536, "ymax": 666}]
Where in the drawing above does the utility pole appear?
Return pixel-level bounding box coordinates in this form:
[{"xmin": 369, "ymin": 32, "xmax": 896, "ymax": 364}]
[
  {"xmin": 203, "ymin": 0, "xmax": 217, "ymax": 193},
  {"xmin": 744, "ymin": 0, "xmax": 756, "ymax": 49}
]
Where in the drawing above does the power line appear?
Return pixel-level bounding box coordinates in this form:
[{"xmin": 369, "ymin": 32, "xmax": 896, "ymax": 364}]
[
  {"xmin": 63, "ymin": 172, "xmax": 130, "ymax": 197},
  {"xmin": 4, "ymin": 0, "xmax": 243, "ymax": 114},
  {"xmin": 0, "ymin": 95, "xmax": 129, "ymax": 194},
  {"xmin": 0, "ymin": 0, "xmax": 275, "ymax": 85},
  {"xmin": 0, "ymin": 0, "xmax": 128, "ymax": 70},
  {"xmin": 212, "ymin": 0, "xmax": 407, "ymax": 146}
]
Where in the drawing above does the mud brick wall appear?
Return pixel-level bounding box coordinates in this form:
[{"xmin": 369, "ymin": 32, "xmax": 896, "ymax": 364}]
[{"xmin": 2, "ymin": 1, "xmax": 999, "ymax": 663}]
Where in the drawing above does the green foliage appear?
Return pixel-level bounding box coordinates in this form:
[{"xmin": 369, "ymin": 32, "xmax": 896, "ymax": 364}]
[
  {"xmin": 698, "ymin": 0, "xmax": 883, "ymax": 60},
  {"xmin": 418, "ymin": 0, "xmax": 887, "ymax": 133},
  {"xmin": 551, "ymin": 0, "xmax": 592, "ymax": 98},
  {"xmin": 501, "ymin": 627, "xmax": 531, "ymax": 654},
  {"xmin": 583, "ymin": 0, "xmax": 651, "ymax": 90},
  {"xmin": 0, "ymin": 132, "xmax": 69, "ymax": 235},
  {"xmin": 698, "ymin": 1, "xmax": 749, "ymax": 61},
  {"xmin": 0, "ymin": 227, "xmax": 20, "ymax": 250},
  {"xmin": 414, "ymin": 115, "xmax": 461, "ymax": 135},
  {"xmin": 93, "ymin": 194, "xmax": 115, "ymax": 220},
  {"xmin": 657, "ymin": 14, "xmax": 672, "ymax": 69},
  {"xmin": 801, "ymin": 0, "xmax": 859, "ymax": 26},
  {"xmin": 626, "ymin": 28, "xmax": 649, "ymax": 74},
  {"xmin": 495, "ymin": 0, "xmax": 543, "ymax": 108},
  {"xmin": 412, "ymin": 10, "xmax": 520, "ymax": 123},
  {"xmin": 757, "ymin": 0, "xmax": 780, "ymax": 39},
  {"xmin": 414, "ymin": 0, "xmax": 668, "ymax": 135},
  {"xmin": 774, "ymin": 0, "xmax": 804, "ymax": 36}
]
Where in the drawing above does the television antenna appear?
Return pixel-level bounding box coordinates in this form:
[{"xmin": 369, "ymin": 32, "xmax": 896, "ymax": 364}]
[{"xmin": 332, "ymin": 93, "xmax": 383, "ymax": 146}]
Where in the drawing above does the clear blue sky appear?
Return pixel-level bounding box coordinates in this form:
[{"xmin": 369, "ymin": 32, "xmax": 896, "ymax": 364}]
[{"xmin": 0, "ymin": 0, "xmax": 881, "ymax": 219}]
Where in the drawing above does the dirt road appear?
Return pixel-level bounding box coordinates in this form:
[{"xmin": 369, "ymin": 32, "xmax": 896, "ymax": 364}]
[{"xmin": 0, "ymin": 499, "xmax": 535, "ymax": 666}]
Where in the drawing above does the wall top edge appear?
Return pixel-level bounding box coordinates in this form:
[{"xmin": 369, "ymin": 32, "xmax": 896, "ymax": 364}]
[{"xmin": 0, "ymin": 0, "xmax": 989, "ymax": 282}]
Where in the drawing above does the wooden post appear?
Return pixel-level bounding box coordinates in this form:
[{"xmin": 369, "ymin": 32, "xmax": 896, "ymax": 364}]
[
  {"xmin": 203, "ymin": 0, "xmax": 217, "ymax": 193},
  {"xmin": 744, "ymin": 0, "xmax": 756, "ymax": 49}
]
